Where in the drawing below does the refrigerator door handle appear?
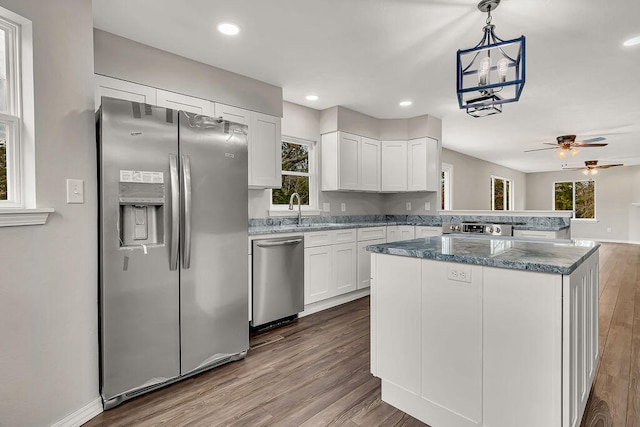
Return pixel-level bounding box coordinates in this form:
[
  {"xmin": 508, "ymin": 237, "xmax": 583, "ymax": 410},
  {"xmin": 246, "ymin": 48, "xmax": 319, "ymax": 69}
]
[
  {"xmin": 181, "ymin": 154, "xmax": 192, "ymax": 269},
  {"xmin": 169, "ymin": 154, "xmax": 180, "ymax": 271}
]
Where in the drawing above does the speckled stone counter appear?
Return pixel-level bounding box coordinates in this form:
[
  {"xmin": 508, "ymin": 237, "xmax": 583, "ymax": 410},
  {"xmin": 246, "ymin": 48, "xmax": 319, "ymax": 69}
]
[{"xmin": 366, "ymin": 235, "xmax": 599, "ymax": 274}]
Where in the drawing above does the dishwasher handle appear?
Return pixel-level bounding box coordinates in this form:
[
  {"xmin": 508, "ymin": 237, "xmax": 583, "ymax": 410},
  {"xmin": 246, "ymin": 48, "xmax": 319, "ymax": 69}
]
[{"xmin": 255, "ymin": 238, "xmax": 303, "ymax": 248}]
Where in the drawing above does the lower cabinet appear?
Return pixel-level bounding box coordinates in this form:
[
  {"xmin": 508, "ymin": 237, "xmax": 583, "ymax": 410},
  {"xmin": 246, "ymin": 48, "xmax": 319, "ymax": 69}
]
[
  {"xmin": 304, "ymin": 229, "xmax": 357, "ymax": 304},
  {"xmin": 514, "ymin": 229, "xmax": 570, "ymax": 239},
  {"xmin": 415, "ymin": 226, "xmax": 441, "ymax": 238},
  {"xmin": 357, "ymin": 226, "xmax": 387, "ymax": 290},
  {"xmin": 387, "ymin": 225, "xmax": 415, "ymax": 242}
]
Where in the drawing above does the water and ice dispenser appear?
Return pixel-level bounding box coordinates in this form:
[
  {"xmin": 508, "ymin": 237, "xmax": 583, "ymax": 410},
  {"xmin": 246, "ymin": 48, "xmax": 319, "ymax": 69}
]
[{"xmin": 118, "ymin": 170, "xmax": 165, "ymax": 248}]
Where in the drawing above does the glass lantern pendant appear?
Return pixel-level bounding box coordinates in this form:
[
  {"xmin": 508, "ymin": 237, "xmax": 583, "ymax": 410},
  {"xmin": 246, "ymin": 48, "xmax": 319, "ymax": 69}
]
[{"xmin": 456, "ymin": 0, "xmax": 525, "ymax": 117}]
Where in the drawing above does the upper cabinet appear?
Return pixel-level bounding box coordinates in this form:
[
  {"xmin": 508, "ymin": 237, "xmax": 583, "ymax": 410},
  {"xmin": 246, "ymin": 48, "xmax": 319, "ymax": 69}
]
[
  {"xmin": 94, "ymin": 75, "xmax": 156, "ymax": 111},
  {"xmin": 382, "ymin": 138, "xmax": 439, "ymax": 193},
  {"xmin": 94, "ymin": 76, "xmax": 282, "ymax": 189},
  {"xmin": 322, "ymin": 131, "xmax": 380, "ymax": 192},
  {"xmin": 381, "ymin": 141, "xmax": 408, "ymax": 192}
]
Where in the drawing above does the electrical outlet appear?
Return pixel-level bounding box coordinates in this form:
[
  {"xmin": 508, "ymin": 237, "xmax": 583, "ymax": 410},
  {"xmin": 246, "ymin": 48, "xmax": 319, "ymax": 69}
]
[
  {"xmin": 406, "ymin": 202, "xmax": 411, "ymax": 211},
  {"xmin": 447, "ymin": 265, "xmax": 471, "ymax": 283},
  {"xmin": 323, "ymin": 202, "xmax": 330, "ymax": 212},
  {"xmin": 66, "ymin": 179, "xmax": 84, "ymax": 204},
  {"xmin": 425, "ymin": 202, "xmax": 430, "ymax": 211},
  {"xmin": 341, "ymin": 203, "xmax": 346, "ymax": 212}
]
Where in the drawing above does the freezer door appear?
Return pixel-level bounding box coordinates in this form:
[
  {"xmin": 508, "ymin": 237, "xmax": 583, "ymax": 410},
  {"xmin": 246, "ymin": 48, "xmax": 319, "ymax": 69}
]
[
  {"xmin": 99, "ymin": 97, "xmax": 180, "ymax": 403},
  {"xmin": 178, "ymin": 112, "xmax": 249, "ymax": 375}
]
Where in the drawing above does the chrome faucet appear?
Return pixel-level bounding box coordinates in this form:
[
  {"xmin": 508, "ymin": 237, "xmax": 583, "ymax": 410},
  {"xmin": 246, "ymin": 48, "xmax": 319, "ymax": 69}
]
[{"xmin": 288, "ymin": 192, "xmax": 302, "ymax": 225}]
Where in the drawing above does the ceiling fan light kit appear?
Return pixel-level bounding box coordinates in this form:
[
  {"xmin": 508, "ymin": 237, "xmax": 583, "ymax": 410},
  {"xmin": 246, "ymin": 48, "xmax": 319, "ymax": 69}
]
[
  {"xmin": 457, "ymin": 0, "xmax": 526, "ymax": 118},
  {"xmin": 563, "ymin": 159, "xmax": 624, "ymax": 174}
]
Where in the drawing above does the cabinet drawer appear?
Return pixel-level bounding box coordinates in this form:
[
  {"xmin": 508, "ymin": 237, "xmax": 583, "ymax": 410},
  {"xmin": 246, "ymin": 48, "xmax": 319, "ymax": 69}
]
[
  {"xmin": 357, "ymin": 226, "xmax": 387, "ymax": 241},
  {"xmin": 333, "ymin": 229, "xmax": 357, "ymax": 244},
  {"xmin": 304, "ymin": 231, "xmax": 332, "ymax": 248},
  {"xmin": 513, "ymin": 230, "xmax": 557, "ymax": 239}
]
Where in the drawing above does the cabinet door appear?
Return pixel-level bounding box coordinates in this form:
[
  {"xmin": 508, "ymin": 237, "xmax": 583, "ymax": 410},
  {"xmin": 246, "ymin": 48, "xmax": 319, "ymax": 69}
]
[
  {"xmin": 334, "ymin": 242, "xmax": 357, "ymax": 295},
  {"xmin": 415, "ymin": 226, "xmax": 441, "ymax": 238},
  {"xmin": 407, "ymin": 138, "xmax": 427, "ymax": 191},
  {"xmin": 386, "ymin": 226, "xmax": 398, "ymax": 242},
  {"xmin": 339, "ymin": 132, "xmax": 360, "ymax": 190},
  {"xmin": 382, "ymin": 141, "xmax": 407, "ymax": 192},
  {"xmin": 249, "ymin": 112, "xmax": 282, "ymax": 189},
  {"xmin": 156, "ymin": 89, "xmax": 213, "ymax": 116},
  {"xmin": 304, "ymin": 246, "xmax": 333, "ymax": 304},
  {"xmin": 399, "ymin": 225, "xmax": 415, "ymax": 241},
  {"xmin": 425, "ymin": 137, "xmax": 439, "ymax": 192},
  {"xmin": 360, "ymin": 137, "xmax": 381, "ymax": 191},
  {"xmin": 94, "ymin": 75, "xmax": 156, "ymax": 111},
  {"xmin": 214, "ymin": 103, "xmax": 250, "ymax": 125},
  {"xmin": 358, "ymin": 238, "xmax": 386, "ymax": 289}
]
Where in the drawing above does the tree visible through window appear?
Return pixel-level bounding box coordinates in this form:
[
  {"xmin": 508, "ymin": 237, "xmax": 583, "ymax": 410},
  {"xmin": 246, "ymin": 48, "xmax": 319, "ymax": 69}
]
[
  {"xmin": 491, "ymin": 176, "xmax": 512, "ymax": 211},
  {"xmin": 554, "ymin": 180, "xmax": 595, "ymax": 219},
  {"xmin": 272, "ymin": 140, "xmax": 312, "ymax": 206}
]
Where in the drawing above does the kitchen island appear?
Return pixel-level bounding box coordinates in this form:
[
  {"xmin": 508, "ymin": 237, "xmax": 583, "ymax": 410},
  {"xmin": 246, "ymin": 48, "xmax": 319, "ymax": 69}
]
[{"xmin": 367, "ymin": 235, "xmax": 599, "ymax": 427}]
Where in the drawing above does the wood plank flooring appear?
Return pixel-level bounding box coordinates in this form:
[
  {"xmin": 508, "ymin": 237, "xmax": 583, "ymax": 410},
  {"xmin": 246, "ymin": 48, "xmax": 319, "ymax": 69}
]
[{"xmin": 84, "ymin": 242, "xmax": 640, "ymax": 427}]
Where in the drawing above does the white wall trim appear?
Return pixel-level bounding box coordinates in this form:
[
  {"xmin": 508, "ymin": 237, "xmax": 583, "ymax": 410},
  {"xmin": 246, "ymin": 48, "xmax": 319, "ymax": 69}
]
[
  {"xmin": 50, "ymin": 397, "xmax": 102, "ymax": 427},
  {"xmin": 586, "ymin": 238, "xmax": 640, "ymax": 245},
  {"xmin": 299, "ymin": 288, "xmax": 370, "ymax": 317},
  {"xmin": 0, "ymin": 207, "xmax": 53, "ymax": 226}
]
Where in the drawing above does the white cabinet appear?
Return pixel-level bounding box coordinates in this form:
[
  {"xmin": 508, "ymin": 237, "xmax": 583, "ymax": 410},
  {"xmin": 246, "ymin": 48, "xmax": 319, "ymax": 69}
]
[
  {"xmin": 415, "ymin": 226, "xmax": 441, "ymax": 238},
  {"xmin": 322, "ymin": 132, "xmax": 381, "ymax": 192},
  {"xmin": 304, "ymin": 229, "xmax": 357, "ymax": 304},
  {"xmin": 214, "ymin": 102, "xmax": 250, "ymax": 125},
  {"xmin": 360, "ymin": 137, "xmax": 381, "ymax": 191},
  {"xmin": 249, "ymin": 112, "xmax": 282, "ymax": 189},
  {"xmin": 156, "ymin": 89, "xmax": 213, "ymax": 116},
  {"xmin": 386, "ymin": 225, "xmax": 415, "ymax": 242},
  {"xmin": 357, "ymin": 226, "xmax": 387, "ymax": 290},
  {"xmin": 94, "ymin": 75, "xmax": 157, "ymax": 111},
  {"xmin": 383, "ymin": 138, "xmax": 439, "ymax": 192},
  {"xmin": 514, "ymin": 229, "xmax": 570, "ymax": 240},
  {"xmin": 381, "ymin": 141, "xmax": 408, "ymax": 192}
]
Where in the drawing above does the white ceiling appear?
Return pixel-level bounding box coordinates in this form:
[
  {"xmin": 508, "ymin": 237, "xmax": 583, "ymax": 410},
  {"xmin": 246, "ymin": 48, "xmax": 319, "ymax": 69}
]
[{"xmin": 92, "ymin": 0, "xmax": 640, "ymax": 173}]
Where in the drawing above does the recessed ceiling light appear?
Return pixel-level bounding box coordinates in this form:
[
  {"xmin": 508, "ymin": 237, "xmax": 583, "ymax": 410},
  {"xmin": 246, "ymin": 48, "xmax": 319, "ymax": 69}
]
[
  {"xmin": 399, "ymin": 100, "xmax": 412, "ymax": 107},
  {"xmin": 305, "ymin": 95, "xmax": 319, "ymax": 101},
  {"xmin": 217, "ymin": 22, "xmax": 240, "ymax": 36},
  {"xmin": 623, "ymin": 36, "xmax": 640, "ymax": 47}
]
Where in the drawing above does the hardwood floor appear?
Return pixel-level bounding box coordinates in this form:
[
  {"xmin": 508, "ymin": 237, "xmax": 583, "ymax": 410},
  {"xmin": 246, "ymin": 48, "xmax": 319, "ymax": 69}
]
[{"xmin": 84, "ymin": 242, "xmax": 639, "ymax": 427}]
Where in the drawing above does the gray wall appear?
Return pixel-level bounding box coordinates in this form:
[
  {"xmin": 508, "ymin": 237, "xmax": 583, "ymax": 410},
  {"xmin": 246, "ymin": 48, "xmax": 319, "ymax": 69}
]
[
  {"xmin": 93, "ymin": 29, "xmax": 283, "ymax": 117},
  {"xmin": 526, "ymin": 165, "xmax": 640, "ymax": 241},
  {"xmin": 441, "ymin": 148, "xmax": 527, "ymax": 211},
  {"xmin": 0, "ymin": 0, "xmax": 98, "ymax": 426}
]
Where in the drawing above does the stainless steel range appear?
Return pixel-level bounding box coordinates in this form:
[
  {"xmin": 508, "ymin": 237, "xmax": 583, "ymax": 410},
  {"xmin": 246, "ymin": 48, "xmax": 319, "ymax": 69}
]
[{"xmin": 442, "ymin": 222, "xmax": 513, "ymax": 236}]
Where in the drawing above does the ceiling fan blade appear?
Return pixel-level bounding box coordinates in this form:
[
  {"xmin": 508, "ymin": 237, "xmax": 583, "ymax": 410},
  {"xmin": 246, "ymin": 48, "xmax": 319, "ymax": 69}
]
[
  {"xmin": 596, "ymin": 164, "xmax": 624, "ymax": 169},
  {"xmin": 543, "ymin": 143, "xmax": 560, "ymax": 146},
  {"xmin": 579, "ymin": 137, "xmax": 606, "ymax": 143},
  {"xmin": 525, "ymin": 147, "xmax": 559, "ymax": 152},
  {"xmin": 572, "ymin": 143, "xmax": 608, "ymax": 147},
  {"xmin": 561, "ymin": 168, "xmax": 584, "ymax": 171}
]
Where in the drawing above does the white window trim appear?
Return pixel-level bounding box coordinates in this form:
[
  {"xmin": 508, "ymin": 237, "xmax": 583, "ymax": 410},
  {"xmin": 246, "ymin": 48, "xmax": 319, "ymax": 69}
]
[
  {"xmin": 269, "ymin": 135, "xmax": 320, "ymax": 217},
  {"xmin": 552, "ymin": 179, "xmax": 596, "ymax": 221},
  {"xmin": 441, "ymin": 162, "xmax": 453, "ymax": 211},
  {"xmin": 490, "ymin": 175, "xmax": 514, "ymax": 211},
  {"xmin": 0, "ymin": 7, "xmax": 51, "ymax": 227}
]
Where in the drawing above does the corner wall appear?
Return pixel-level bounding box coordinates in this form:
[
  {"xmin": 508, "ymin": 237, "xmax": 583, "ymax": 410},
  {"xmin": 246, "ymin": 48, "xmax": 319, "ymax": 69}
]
[{"xmin": 0, "ymin": 1, "xmax": 99, "ymax": 426}]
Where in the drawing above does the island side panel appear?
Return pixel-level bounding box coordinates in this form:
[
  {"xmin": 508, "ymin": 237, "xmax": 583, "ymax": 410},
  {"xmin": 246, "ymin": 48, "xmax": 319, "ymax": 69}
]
[
  {"xmin": 562, "ymin": 250, "xmax": 599, "ymax": 427},
  {"xmin": 370, "ymin": 253, "xmax": 421, "ymax": 394},
  {"xmin": 483, "ymin": 267, "xmax": 563, "ymax": 427}
]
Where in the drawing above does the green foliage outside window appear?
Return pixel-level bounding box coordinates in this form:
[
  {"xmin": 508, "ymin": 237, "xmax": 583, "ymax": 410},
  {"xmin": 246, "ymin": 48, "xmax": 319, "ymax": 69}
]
[
  {"xmin": 272, "ymin": 141, "xmax": 310, "ymax": 205},
  {"xmin": 554, "ymin": 181, "xmax": 595, "ymax": 219},
  {"xmin": 0, "ymin": 143, "xmax": 6, "ymax": 200}
]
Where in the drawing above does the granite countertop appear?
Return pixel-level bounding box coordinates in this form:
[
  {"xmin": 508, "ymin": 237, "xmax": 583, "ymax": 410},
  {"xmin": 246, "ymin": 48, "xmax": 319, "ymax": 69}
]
[
  {"xmin": 366, "ymin": 235, "xmax": 599, "ymax": 275},
  {"xmin": 248, "ymin": 221, "xmax": 394, "ymax": 235}
]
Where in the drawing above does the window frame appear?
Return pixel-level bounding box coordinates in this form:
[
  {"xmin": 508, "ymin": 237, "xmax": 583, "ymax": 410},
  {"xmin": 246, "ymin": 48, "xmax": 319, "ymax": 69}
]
[
  {"xmin": 490, "ymin": 175, "xmax": 513, "ymax": 211},
  {"xmin": 0, "ymin": 7, "xmax": 37, "ymax": 212},
  {"xmin": 269, "ymin": 135, "xmax": 319, "ymax": 215},
  {"xmin": 552, "ymin": 179, "xmax": 597, "ymax": 221},
  {"xmin": 441, "ymin": 162, "xmax": 453, "ymax": 210}
]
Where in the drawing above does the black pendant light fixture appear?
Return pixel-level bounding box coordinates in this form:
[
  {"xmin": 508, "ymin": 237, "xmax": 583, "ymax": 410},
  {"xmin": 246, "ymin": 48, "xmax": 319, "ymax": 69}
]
[{"xmin": 456, "ymin": 0, "xmax": 525, "ymax": 117}]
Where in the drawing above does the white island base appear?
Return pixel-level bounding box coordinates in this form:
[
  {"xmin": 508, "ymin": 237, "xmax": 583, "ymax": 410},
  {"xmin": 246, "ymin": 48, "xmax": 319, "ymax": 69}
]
[{"xmin": 370, "ymin": 251, "xmax": 599, "ymax": 427}]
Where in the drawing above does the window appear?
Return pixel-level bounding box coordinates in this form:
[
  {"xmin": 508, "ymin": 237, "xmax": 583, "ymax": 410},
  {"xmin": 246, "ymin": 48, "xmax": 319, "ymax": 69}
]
[
  {"xmin": 0, "ymin": 6, "xmax": 36, "ymax": 212},
  {"xmin": 554, "ymin": 180, "xmax": 595, "ymax": 219},
  {"xmin": 491, "ymin": 176, "xmax": 513, "ymax": 211},
  {"xmin": 441, "ymin": 163, "xmax": 453, "ymax": 210},
  {"xmin": 270, "ymin": 136, "xmax": 317, "ymax": 211}
]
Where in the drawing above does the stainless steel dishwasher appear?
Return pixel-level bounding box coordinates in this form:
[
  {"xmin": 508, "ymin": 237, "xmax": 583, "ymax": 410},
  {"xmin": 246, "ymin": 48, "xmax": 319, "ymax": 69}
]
[{"xmin": 251, "ymin": 236, "xmax": 304, "ymax": 328}]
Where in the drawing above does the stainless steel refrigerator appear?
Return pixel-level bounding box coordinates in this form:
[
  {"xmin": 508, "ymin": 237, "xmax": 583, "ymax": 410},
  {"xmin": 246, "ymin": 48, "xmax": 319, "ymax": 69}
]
[{"xmin": 97, "ymin": 96, "xmax": 249, "ymax": 409}]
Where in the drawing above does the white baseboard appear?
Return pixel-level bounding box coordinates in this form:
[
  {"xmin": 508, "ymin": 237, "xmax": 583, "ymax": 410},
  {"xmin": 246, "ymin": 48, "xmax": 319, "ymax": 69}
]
[
  {"xmin": 51, "ymin": 397, "xmax": 102, "ymax": 427},
  {"xmin": 300, "ymin": 288, "xmax": 370, "ymax": 317},
  {"xmin": 583, "ymin": 238, "xmax": 640, "ymax": 245}
]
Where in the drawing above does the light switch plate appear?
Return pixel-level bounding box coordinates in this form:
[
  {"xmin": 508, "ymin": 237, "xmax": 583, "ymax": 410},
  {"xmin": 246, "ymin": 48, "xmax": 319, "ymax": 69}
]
[
  {"xmin": 323, "ymin": 202, "xmax": 330, "ymax": 212},
  {"xmin": 341, "ymin": 203, "xmax": 346, "ymax": 212},
  {"xmin": 425, "ymin": 202, "xmax": 430, "ymax": 211},
  {"xmin": 66, "ymin": 179, "xmax": 84, "ymax": 204},
  {"xmin": 406, "ymin": 202, "xmax": 411, "ymax": 211}
]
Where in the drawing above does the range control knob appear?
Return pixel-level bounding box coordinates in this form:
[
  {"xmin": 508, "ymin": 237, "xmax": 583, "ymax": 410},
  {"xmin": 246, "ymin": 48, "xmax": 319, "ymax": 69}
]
[
  {"xmin": 486, "ymin": 226, "xmax": 493, "ymax": 233},
  {"xmin": 452, "ymin": 225, "xmax": 460, "ymax": 231},
  {"xmin": 495, "ymin": 226, "xmax": 501, "ymax": 234}
]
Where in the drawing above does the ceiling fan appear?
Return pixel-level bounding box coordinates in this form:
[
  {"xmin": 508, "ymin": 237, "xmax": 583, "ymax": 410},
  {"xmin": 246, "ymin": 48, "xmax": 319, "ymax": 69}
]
[
  {"xmin": 524, "ymin": 135, "xmax": 608, "ymax": 158},
  {"xmin": 562, "ymin": 160, "xmax": 624, "ymax": 175}
]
